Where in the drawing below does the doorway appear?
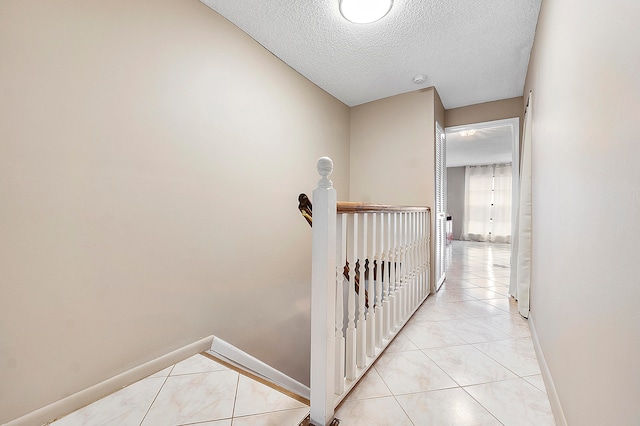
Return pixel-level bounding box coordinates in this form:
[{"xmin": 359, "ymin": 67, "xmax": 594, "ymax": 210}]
[{"xmin": 443, "ymin": 118, "xmax": 520, "ymax": 272}]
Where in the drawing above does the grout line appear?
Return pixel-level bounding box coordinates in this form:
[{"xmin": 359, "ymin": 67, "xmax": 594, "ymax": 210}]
[
  {"xmin": 180, "ymin": 419, "xmax": 233, "ymax": 426},
  {"xmin": 459, "ymin": 385, "xmax": 506, "ymax": 426},
  {"xmin": 138, "ymin": 368, "xmax": 173, "ymax": 426},
  {"xmin": 392, "ymin": 393, "xmax": 417, "ymax": 426},
  {"xmin": 230, "ymin": 373, "xmax": 241, "ymax": 420},
  {"xmin": 231, "ymin": 406, "xmax": 310, "ymax": 421}
]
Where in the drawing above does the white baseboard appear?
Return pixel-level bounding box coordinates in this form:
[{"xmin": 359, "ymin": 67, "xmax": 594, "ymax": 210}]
[
  {"xmin": 207, "ymin": 336, "xmax": 311, "ymax": 401},
  {"xmin": 529, "ymin": 314, "xmax": 568, "ymax": 426},
  {"xmin": 5, "ymin": 336, "xmax": 214, "ymax": 426},
  {"xmin": 436, "ymin": 274, "xmax": 446, "ymax": 291}
]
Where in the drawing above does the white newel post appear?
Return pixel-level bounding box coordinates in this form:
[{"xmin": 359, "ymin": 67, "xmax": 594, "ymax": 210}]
[{"xmin": 310, "ymin": 157, "xmax": 337, "ymax": 426}]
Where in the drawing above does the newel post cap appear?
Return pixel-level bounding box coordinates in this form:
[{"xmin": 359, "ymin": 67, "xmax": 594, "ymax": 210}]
[{"xmin": 316, "ymin": 157, "xmax": 334, "ymax": 189}]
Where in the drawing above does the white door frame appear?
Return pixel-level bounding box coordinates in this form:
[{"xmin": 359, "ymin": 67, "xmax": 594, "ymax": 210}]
[
  {"xmin": 444, "ymin": 117, "xmax": 520, "ymax": 248},
  {"xmin": 435, "ymin": 122, "xmax": 447, "ymax": 291}
]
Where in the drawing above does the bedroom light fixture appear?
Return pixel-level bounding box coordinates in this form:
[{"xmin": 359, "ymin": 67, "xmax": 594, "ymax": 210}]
[{"xmin": 339, "ymin": 0, "xmax": 393, "ymax": 24}]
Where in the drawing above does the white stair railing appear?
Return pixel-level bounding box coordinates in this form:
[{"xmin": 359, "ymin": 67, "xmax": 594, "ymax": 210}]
[{"xmin": 309, "ymin": 157, "xmax": 431, "ymax": 426}]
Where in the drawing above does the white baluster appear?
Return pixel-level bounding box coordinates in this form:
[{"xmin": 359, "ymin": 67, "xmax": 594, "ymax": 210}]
[
  {"xmin": 419, "ymin": 212, "xmax": 427, "ymax": 300},
  {"xmin": 345, "ymin": 213, "xmax": 357, "ymax": 381},
  {"xmin": 334, "ymin": 214, "xmax": 346, "ymax": 395},
  {"xmin": 389, "ymin": 212, "xmax": 397, "ymax": 333},
  {"xmin": 376, "ymin": 212, "xmax": 384, "ymax": 348},
  {"xmin": 398, "ymin": 213, "xmax": 402, "ymax": 326},
  {"xmin": 418, "ymin": 211, "xmax": 423, "ymax": 301},
  {"xmin": 412, "ymin": 212, "xmax": 418, "ymax": 303},
  {"xmin": 417, "ymin": 212, "xmax": 424, "ymax": 300},
  {"xmin": 425, "ymin": 211, "xmax": 429, "ymax": 297},
  {"xmin": 394, "ymin": 212, "xmax": 401, "ymax": 329},
  {"xmin": 382, "ymin": 212, "xmax": 391, "ymax": 340},
  {"xmin": 406, "ymin": 212, "xmax": 412, "ymax": 314},
  {"xmin": 397, "ymin": 212, "xmax": 403, "ymax": 324},
  {"xmin": 404, "ymin": 212, "xmax": 410, "ymax": 318},
  {"xmin": 412, "ymin": 212, "xmax": 418, "ymax": 307},
  {"xmin": 416, "ymin": 212, "xmax": 422, "ymax": 301},
  {"xmin": 407, "ymin": 212, "xmax": 415, "ymax": 315},
  {"xmin": 400, "ymin": 212, "xmax": 406, "ymax": 321},
  {"xmin": 367, "ymin": 213, "xmax": 376, "ymax": 357},
  {"xmin": 423, "ymin": 211, "xmax": 428, "ymax": 299},
  {"xmin": 414, "ymin": 212, "xmax": 419, "ymax": 302},
  {"xmin": 426, "ymin": 211, "xmax": 431, "ymax": 295},
  {"xmin": 310, "ymin": 157, "xmax": 337, "ymax": 426},
  {"xmin": 413, "ymin": 212, "xmax": 422, "ymax": 306},
  {"xmin": 420, "ymin": 212, "xmax": 429, "ymax": 298},
  {"xmin": 356, "ymin": 213, "xmax": 367, "ymax": 368},
  {"xmin": 402, "ymin": 212, "xmax": 411, "ymax": 321}
]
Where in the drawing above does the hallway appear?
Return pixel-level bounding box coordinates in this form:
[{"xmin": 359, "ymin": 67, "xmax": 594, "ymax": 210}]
[{"xmin": 49, "ymin": 242, "xmax": 555, "ymax": 426}]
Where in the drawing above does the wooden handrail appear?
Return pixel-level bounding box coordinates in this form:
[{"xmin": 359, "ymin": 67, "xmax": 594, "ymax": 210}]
[
  {"xmin": 337, "ymin": 202, "xmax": 430, "ymax": 214},
  {"xmin": 298, "ymin": 193, "xmax": 313, "ymax": 226},
  {"xmin": 299, "ymin": 194, "xmax": 429, "ymax": 226}
]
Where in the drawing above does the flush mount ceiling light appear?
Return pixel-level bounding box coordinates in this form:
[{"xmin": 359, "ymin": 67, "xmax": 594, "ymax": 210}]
[{"xmin": 339, "ymin": 0, "xmax": 393, "ymax": 24}]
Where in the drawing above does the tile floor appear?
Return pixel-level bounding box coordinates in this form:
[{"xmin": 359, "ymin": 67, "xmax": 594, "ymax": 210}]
[
  {"xmin": 48, "ymin": 354, "xmax": 309, "ymax": 426},
  {"xmin": 48, "ymin": 241, "xmax": 555, "ymax": 426},
  {"xmin": 334, "ymin": 241, "xmax": 555, "ymax": 425}
]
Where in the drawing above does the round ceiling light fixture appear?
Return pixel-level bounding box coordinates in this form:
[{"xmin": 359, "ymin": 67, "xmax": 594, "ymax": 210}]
[{"xmin": 339, "ymin": 0, "xmax": 393, "ymax": 24}]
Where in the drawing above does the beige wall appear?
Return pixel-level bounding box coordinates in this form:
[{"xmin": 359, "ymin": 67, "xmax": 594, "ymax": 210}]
[
  {"xmin": 446, "ymin": 167, "xmax": 465, "ymax": 240},
  {"xmin": 0, "ymin": 0, "xmax": 350, "ymax": 422},
  {"xmin": 445, "ymin": 97, "xmax": 523, "ymax": 128},
  {"xmin": 350, "ymin": 88, "xmax": 438, "ymax": 289},
  {"xmin": 523, "ymin": 0, "xmax": 640, "ymax": 424},
  {"xmin": 434, "ymin": 89, "xmax": 446, "ymax": 131},
  {"xmin": 350, "ymin": 88, "xmax": 436, "ymax": 205}
]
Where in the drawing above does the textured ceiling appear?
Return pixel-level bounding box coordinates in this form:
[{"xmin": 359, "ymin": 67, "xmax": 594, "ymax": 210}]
[
  {"xmin": 446, "ymin": 125, "xmax": 513, "ymax": 167},
  {"xmin": 200, "ymin": 0, "xmax": 541, "ymax": 108}
]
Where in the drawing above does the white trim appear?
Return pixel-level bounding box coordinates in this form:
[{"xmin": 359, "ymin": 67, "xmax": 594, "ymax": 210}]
[
  {"xmin": 435, "ymin": 122, "xmax": 447, "ymax": 292},
  {"xmin": 436, "ymin": 274, "xmax": 446, "ymax": 290},
  {"xmin": 445, "ymin": 117, "xmax": 520, "ymax": 134},
  {"xmin": 6, "ymin": 336, "xmax": 214, "ymax": 426},
  {"xmin": 529, "ymin": 314, "xmax": 568, "ymax": 426},
  {"xmin": 208, "ymin": 337, "xmax": 311, "ymax": 401}
]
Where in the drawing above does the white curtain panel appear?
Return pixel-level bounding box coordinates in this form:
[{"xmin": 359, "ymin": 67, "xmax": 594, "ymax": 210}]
[
  {"xmin": 491, "ymin": 164, "xmax": 512, "ymax": 243},
  {"xmin": 461, "ymin": 165, "xmax": 493, "ymax": 242}
]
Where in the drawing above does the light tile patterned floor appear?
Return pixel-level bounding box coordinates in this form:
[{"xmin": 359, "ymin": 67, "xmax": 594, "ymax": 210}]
[
  {"xmin": 48, "ymin": 354, "xmax": 308, "ymax": 426},
  {"xmin": 334, "ymin": 241, "xmax": 555, "ymax": 425},
  {"xmin": 49, "ymin": 241, "xmax": 555, "ymax": 425}
]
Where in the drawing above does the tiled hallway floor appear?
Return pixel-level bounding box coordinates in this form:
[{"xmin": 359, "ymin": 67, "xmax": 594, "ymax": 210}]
[
  {"xmin": 49, "ymin": 241, "xmax": 555, "ymax": 426},
  {"xmin": 334, "ymin": 241, "xmax": 555, "ymax": 425},
  {"xmin": 48, "ymin": 354, "xmax": 309, "ymax": 426}
]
